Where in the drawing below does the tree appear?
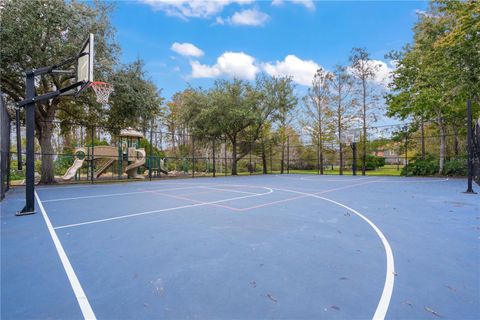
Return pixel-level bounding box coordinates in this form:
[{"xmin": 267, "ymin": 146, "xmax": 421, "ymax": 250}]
[
  {"xmin": 330, "ymin": 65, "xmax": 354, "ymax": 174},
  {"xmin": 304, "ymin": 68, "xmax": 333, "ymax": 174},
  {"xmin": 0, "ymin": 0, "xmax": 118, "ymax": 183},
  {"xmin": 265, "ymin": 76, "xmax": 298, "ymax": 174},
  {"xmin": 386, "ymin": 2, "xmax": 480, "ymax": 173},
  {"xmin": 349, "ymin": 47, "xmax": 380, "ymax": 175},
  {"xmin": 182, "ymin": 78, "xmax": 275, "ymax": 175},
  {"xmin": 108, "ymin": 59, "xmax": 164, "ymax": 135}
]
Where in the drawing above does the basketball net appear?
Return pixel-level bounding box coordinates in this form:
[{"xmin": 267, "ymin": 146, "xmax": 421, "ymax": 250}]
[{"xmin": 89, "ymin": 81, "xmax": 114, "ymax": 105}]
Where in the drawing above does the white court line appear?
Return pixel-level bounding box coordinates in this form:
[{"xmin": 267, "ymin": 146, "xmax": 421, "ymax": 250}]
[
  {"xmin": 53, "ymin": 187, "xmax": 273, "ymax": 230},
  {"xmin": 300, "ymin": 176, "xmax": 373, "ymax": 182},
  {"xmin": 273, "ymin": 187, "xmax": 394, "ymax": 320},
  {"xmin": 35, "ymin": 191, "xmax": 96, "ymax": 320},
  {"xmin": 200, "ymin": 186, "xmax": 259, "ymax": 195},
  {"xmin": 41, "ymin": 186, "xmax": 205, "ymax": 203}
]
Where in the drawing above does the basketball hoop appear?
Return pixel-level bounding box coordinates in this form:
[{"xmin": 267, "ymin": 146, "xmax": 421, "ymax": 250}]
[{"xmin": 88, "ymin": 81, "xmax": 114, "ymax": 104}]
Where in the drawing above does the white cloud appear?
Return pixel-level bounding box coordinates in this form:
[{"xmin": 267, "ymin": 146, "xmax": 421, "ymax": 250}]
[
  {"xmin": 190, "ymin": 51, "xmax": 259, "ymax": 80},
  {"xmin": 373, "ymin": 60, "xmax": 395, "ymax": 86},
  {"xmin": 141, "ymin": 0, "xmax": 253, "ymax": 20},
  {"xmin": 348, "ymin": 59, "xmax": 396, "ymax": 87},
  {"xmin": 262, "ymin": 55, "xmax": 320, "ymax": 86},
  {"xmin": 271, "ymin": 0, "xmax": 315, "ymax": 10},
  {"xmin": 230, "ymin": 8, "xmax": 270, "ymax": 26},
  {"xmin": 171, "ymin": 42, "xmax": 204, "ymax": 57}
]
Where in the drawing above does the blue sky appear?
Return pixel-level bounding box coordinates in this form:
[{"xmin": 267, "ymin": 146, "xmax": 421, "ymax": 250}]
[{"xmin": 111, "ymin": 0, "xmax": 428, "ymax": 101}]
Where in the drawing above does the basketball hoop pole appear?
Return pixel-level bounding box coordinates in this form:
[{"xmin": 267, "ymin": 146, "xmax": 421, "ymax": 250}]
[
  {"xmin": 15, "ymin": 58, "xmax": 86, "ymax": 216},
  {"xmin": 16, "ymin": 72, "xmax": 36, "ymax": 215},
  {"xmin": 465, "ymin": 99, "xmax": 476, "ymax": 194}
]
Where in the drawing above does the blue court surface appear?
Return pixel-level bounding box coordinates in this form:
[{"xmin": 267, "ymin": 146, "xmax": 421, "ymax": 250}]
[{"xmin": 1, "ymin": 175, "xmax": 479, "ymax": 319}]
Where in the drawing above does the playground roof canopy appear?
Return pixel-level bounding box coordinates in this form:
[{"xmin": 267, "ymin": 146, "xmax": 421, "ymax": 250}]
[{"xmin": 119, "ymin": 128, "xmax": 143, "ymax": 138}]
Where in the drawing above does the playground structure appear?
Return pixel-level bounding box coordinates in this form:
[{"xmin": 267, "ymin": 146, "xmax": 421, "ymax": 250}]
[{"xmin": 62, "ymin": 128, "xmax": 166, "ymax": 181}]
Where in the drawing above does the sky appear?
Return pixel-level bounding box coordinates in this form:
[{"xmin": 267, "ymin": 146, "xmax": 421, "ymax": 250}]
[{"xmin": 110, "ymin": 0, "xmax": 429, "ymax": 103}]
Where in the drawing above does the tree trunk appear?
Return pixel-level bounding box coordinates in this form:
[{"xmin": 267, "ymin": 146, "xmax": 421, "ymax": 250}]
[
  {"xmin": 438, "ymin": 115, "xmax": 446, "ymax": 174},
  {"xmin": 231, "ymin": 136, "xmax": 238, "ymax": 175},
  {"xmin": 453, "ymin": 125, "xmax": 459, "ymax": 156},
  {"xmin": 338, "ymin": 110, "xmax": 343, "ymax": 175},
  {"xmin": 63, "ymin": 127, "xmax": 73, "ymax": 154},
  {"xmin": 37, "ymin": 120, "xmax": 56, "ymax": 184}
]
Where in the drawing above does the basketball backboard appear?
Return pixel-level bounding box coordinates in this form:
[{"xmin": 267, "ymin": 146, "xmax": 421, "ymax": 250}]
[
  {"xmin": 341, "ymin": 128, "xmax": 361, "ymax": 144},
  {"xmin": 76, "ymin": 33, "xmax": 94, "ymax": 92}
]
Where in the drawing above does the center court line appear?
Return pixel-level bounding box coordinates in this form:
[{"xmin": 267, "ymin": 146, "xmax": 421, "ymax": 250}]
[
  {"xmin": 272, "ymin": 187, "xmax": 395, "ymax": 320},
  {"xmin": 53, "ymin": 187, "xmax": 273, "ymax": 230},
  {"xmin": 35, "ymin": 191, "xmax": 96, "ymax": 320},
  {"xmin": 144, "ymin": 189, "xmax": 242, "ymax": 212}
]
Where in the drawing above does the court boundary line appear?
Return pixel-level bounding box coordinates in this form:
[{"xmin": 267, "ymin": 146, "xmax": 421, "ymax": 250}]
[
  {"xmin": 35, "ymin": 191, "xmax": 96, "ymax": 320},
  {"xmin": 273, "ymin": 187, "xmax": 395, "ymax": 320},
  {"xmin": 53, "ymin": 187, "xmax": 273, "ymax": 230},
  {"xmin": 41, "ymin": 186, "xmax": 206, "ymax": 203}
]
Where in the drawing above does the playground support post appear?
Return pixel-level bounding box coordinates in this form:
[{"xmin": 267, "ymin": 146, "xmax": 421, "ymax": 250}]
[
  {"xmin": 224, "ymin": 138, "xmax": 227, "ymax": 176},
  {"xmin": 16, "ymin": 73, "xmax": 36, "ymax": 215},
  {"xmin": 465, "ymin": 100, "xmax": 476, "ymax": 194}
]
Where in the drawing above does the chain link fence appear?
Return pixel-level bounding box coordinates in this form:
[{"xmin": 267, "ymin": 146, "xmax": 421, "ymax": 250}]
[
  {"xmin": 8, "ymin": 117, "xmax": 474, "ymax": 186},
  {"xmin": 1, "ymin": 91, "xmax": 11, "ymax": 200}
]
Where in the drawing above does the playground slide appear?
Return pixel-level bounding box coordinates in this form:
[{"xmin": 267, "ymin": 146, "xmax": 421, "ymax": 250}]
[
  {"xmin": 125, "ymin": 149, "xmax": 145, "ymax": 179},
  {"xmin": 94, "ymin": 158, "xmax": 115, "ymax": 178},
  {"xmin": 62, "ymin": 158, "xmax": 84, "ymax": 181},
  {"xmin": 159, "ymin": 159, "xmax": 168, "ymax": 175}
]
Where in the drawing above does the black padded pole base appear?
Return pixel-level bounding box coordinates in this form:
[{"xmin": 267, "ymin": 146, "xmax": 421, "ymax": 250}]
[{"xmin": 16, "ymin": 206, "xmax": 36, "ymax": 216}]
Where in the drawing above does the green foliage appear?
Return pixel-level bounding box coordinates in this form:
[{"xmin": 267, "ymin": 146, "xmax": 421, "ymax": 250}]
[
  {"xmin": 86, "ymin": 138, "xmax": 109, "ymax": 147},
  {"xmin": 54, "ymin": 155, "xmax": 75, "ymax": 175},
  {"xmin": 402, "ymin": 155, "xmax": 439, "ymax": 176},
  {"xmin": 442, "ymin": 158, "xmax": 467, "ymax": 176},
  {"xmin": 139, "ymin": 138, "xmax": 165, "ymax": 158},
  {"xmin": 108, "ymin": 59, "xmax": 164, "ymax": 132},
  {"xmin": 358, "ymin": 155, "xmax": 386, "ymax": 170}
]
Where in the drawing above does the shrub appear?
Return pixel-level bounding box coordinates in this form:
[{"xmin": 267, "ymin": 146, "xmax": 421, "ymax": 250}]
[
  {"xmin": 402, "ymin": 155, "xmax": 439, "ymax": 176},
  {"xmin": 358, "ymin": 155, "xmax": 386, "ymax": 170},
  {"xmin": 443, "ymin": 158, "xmax": 467, "ymax": 176}
]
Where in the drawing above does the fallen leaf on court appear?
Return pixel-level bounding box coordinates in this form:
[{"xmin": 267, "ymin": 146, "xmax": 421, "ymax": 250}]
[
  {"xmin": 445, "ymin": 285, "xmax": 457, "ymax": 292},
  {"xmin": 402, "ymin": 300, "xmax": 413, "ymax": 307},
  {"xmin": 330, "ymin": 305, "xmax": 340, "ymax": 311},
  {"xmin": 267, "ymin": 293, "xmax": 277, "ymax": 303},
  {"xmin": 250, "ymin": 281, "xmax": 257, "ymax": 288},
  {"xmin": 424, "ymin": 306, "xmax": 443, "ymax": 317},
  {"xmin": 339, "ymin": 277, "xmax": 348, "ymax": 280},
  {"xmin": 393, "ymin": 271, "xmax": 398, "ymax": 276}
]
